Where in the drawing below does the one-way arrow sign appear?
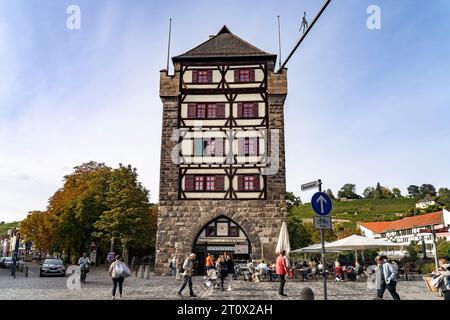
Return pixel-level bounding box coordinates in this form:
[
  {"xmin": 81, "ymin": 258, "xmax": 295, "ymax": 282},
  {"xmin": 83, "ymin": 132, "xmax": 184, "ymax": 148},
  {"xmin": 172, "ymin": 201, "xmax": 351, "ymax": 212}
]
[{"xmin": 311, "ymin": 192, "xmax": 333, "ymax": 216}]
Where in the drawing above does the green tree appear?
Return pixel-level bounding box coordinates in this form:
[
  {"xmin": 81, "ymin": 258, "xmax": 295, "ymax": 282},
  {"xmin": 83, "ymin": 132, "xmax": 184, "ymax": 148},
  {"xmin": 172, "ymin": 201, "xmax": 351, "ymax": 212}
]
[
  {"xmin": 438, "ymin": 188, "xmax": 450, "ymax": 205},
  {"xmin": 437, "ymin": 239, "xmax": 450, "ymax": 259},
  {"xmin": 406, "ymin": 241, "xmax": 418, "ymax": 262},
  {"xmin": 381, "ymin": 187, "xmax": 393, "ymax": 199},
  {"xmin": 48, "ymin": 162, "xmax": 112, "ymax": 259},
  {"xmin": 93, "ymin": 164, "xmax": 155, "ymax": 263},
  {"xmin": 363, "ymin": 187, "xmax": 375, "ymax": 199},
  {"xmin": 392, "ymin": 188, "xmax": 402, "ymax": 198},
  {"xmin": 326, "ymin": 189, "xmax": 335, "ymax": 200},
  {"xmin": 285, "ymin": 192, "xmax": 301, "ymax": 213},
  {"xmin": 48, "ymin": 162, "xmax": 111, "ymax": 255},
  {"xmin": 407, "ymin": 185, "xmax": 421, "ymax": 198},
  {"xmin": 287, "ymin": 213, "xmax": 312, "ymax": 250},
  {"xmin": 337, "ymin": 184, "xmax": 360, "ymax": 199},
  {"xmin": 304, "ymin": 223, "xmax": 337, "ymax": 243},
  {"xmin": 419, "ymin": 184, "xmax": 437, "ymax": 198}
]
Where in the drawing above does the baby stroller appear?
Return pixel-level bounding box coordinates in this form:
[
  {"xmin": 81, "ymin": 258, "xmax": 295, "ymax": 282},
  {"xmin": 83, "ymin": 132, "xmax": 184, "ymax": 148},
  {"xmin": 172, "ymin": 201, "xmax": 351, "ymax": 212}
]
[{"xmin": 204, "ymin": 269, "xmax": 221, "ymax": 289}]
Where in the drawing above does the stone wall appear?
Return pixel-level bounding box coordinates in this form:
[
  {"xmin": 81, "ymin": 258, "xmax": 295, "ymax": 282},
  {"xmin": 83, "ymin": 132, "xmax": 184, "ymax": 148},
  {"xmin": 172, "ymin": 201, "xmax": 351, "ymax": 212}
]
[{"xmin": 154, "ymin": 200, "xmax": 286, "ymax": 275}]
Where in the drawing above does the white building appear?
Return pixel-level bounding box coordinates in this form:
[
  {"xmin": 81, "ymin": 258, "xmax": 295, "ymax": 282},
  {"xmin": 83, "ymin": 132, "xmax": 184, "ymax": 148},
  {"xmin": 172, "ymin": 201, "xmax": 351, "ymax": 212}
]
[
  {"xmin": 415, "ymin": 197, "xmax": 439, "ymax": 209},
  {"xmin": 359, "ymin": 210, "xmax": 450, "ymax": 257}
]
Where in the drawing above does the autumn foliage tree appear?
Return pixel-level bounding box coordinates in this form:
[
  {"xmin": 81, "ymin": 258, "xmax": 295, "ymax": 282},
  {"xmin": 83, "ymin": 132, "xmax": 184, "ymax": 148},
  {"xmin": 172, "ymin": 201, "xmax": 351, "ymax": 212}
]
[
  {"xmin": 20, "ymin": 161, "xmax": 157, "ymax": 264},
  {"xmin": 20, "ymin": 211, "xmax": 55, "ymax": 253},
  {"xmin": 93, "ymin": 164, "xmax": 156, "ymax": 263},
  {"xmin": 48, "ymin": 162, "xmax": 112, "ymax": 259}
]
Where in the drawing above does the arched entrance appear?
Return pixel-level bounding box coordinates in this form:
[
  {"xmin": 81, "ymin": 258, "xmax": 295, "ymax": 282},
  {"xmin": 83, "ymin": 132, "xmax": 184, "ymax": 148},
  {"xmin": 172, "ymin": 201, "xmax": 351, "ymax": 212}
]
[{"xmin": 193, "ymin": 216, "xmax": 252, "ymax": 275}]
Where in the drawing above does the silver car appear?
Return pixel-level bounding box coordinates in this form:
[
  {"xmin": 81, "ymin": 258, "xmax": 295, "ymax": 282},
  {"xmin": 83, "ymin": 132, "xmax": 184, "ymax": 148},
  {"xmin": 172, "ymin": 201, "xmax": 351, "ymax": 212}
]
[{"xmin": 40, "ymin": 259, "xmax": 66, "ymax": 277}]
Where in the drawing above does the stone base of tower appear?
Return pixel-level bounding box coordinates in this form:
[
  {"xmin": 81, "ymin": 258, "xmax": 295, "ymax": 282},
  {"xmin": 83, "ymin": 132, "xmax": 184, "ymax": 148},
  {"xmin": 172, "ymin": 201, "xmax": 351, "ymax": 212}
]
[{"xmin": 154, "ymin": 200, "xmax": 286, "ymax": 275}]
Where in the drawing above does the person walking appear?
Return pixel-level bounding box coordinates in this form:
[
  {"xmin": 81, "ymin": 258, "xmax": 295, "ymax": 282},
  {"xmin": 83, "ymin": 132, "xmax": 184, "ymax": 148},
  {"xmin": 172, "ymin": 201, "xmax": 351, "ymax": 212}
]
[
  {"xmin": 276, "ymin": 250, "xmax": 288, "ymax": 297},
  {"xmin": 375, "ymin": 255, "xmax": 400, "ymax": 300},
  {"xmin": 177, "ymin": 253, "xmax": 197, "ymax": 297},
  {"xmin": 169, "ymin": 256, "xmax": 177, "ymax": 278},
  {"xmin": 432, "ymin": 259, "xmax": 450, "ymax": 300},
  {"xmin": 216, "ymin": 256, "xmax": 228, "ymax": 291},
  {"xmin": 225, "ymin": 255, "xmax": 235, "ymax": 291},
  {"xmin": 205, "ymin": 253, "xmax": 214, "ymax": 272},
  {"xmin": 109, "ymin": 255, "xmax": 127, "ymax": 300}
]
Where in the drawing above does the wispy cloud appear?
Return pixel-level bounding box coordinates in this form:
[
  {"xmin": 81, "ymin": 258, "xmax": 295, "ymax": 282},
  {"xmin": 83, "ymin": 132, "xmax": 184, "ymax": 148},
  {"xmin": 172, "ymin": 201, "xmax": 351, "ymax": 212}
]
[{"xmin": 1, "ymin": 0, "xmax": 450, "ymax": 221}]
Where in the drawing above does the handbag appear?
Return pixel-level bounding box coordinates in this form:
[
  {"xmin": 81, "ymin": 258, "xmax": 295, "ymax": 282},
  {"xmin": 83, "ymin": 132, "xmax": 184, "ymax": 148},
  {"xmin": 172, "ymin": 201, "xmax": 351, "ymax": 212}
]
[{"xmin": 122, "ymin": 264, "xmax": 132, "ymax": 278}]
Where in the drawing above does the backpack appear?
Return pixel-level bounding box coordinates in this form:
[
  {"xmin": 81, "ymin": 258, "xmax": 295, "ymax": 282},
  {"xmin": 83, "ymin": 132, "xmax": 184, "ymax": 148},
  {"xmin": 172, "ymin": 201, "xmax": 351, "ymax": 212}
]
[{"xmin": 178, "ymin": 260, "xmax": 185, "ymax": 273}]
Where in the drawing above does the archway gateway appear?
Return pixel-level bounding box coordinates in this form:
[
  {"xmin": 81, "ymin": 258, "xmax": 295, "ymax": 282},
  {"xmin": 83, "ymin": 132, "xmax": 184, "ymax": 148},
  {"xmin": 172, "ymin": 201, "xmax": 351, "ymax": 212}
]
[{"xmin": 193, "ymin": 216, "xmax": 252, "ymax": 275}]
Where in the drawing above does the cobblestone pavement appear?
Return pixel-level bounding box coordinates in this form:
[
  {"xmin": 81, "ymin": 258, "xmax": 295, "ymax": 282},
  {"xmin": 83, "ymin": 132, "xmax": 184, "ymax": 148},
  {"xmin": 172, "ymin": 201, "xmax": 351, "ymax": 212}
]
[{"xmin": 0, "ymin": 264, "xmax": 442, "ymax": 300}]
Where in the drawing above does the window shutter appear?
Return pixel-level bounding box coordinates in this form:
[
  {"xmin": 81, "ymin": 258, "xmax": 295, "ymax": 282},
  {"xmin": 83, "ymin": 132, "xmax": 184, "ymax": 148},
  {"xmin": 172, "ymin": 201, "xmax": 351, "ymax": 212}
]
[
  {"xmin": 207, "ymin": 70, "xmax": 213, "ymax": 83},
  {"xmin": 216, "ymin": 176, "xmax": 225, "ymax": 191},
  {"xmin": 238, "ymin": 138, "xmax": 245, "ymax": 156},
  {"xmin": 254, "ymin": 176, "xmax": 260, "ymax": 191},
  {"xmin": 192, "ymin": 70, "xmax": 198, "ymax": 83},
  {"xmin": 252, "ymin": 103, "xmax": 259, "ymax": 117},
  {"xmin": 216, "ymin": 103, "xmax": 225, "ymax": 118},
  {"xmin": 237, "ymin": 103, "xmax": 243, "ymax": 118},
  {"xmin": 194, "ymin": 139, "xmax": 203, "ymax": 156},
  {"xmin": 187, "ymin": 104, "xmax": 197, "ymax": 118},
  {"xmin": 234, "ymin": 69, "xmax": 240, "ymax": 83},
  {"xmin": 215, "ymin": 138, "xmax": 224, "ymax": 157},
  {"xmin": 250, "ymin": 69, "xmax": 255, "ymax": 82},
  {"xmin": 185, "ymin": 175, "xmax": 194, "ymax": 191},
  {"xmin": 238, "ymin": 176, "xmax": 244, "ymax": 192}
]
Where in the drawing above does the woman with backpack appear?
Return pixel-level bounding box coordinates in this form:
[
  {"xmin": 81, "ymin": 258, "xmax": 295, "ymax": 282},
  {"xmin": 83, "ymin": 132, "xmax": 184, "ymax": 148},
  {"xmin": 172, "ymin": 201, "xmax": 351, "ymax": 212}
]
[{"xmin": 109, "ymin": 255, "xmax": 131, "ymax": 300}]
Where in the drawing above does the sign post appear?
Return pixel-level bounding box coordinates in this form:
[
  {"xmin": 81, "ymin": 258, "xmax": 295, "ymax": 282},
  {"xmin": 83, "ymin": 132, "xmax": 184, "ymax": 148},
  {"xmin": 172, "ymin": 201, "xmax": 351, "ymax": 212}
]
[{"xmin": 310, "ymin": 181, "xmax": 333, "ymax": 301}]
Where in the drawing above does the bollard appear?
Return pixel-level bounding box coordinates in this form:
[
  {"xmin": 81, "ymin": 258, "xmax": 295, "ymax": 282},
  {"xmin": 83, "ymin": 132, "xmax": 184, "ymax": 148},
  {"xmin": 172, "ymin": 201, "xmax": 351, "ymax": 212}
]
[
  {"xmin": 25, "ymin": 266, "xmax": 28, "ymax": 277},
  {"xmin": 138, "ymin": 265, "xmax": 144, "ymax": 278},
  {"xmin": 299, "ymin": 287, "xmax": 315, "ymax": 300},
  {"xmin": 144, "ymin": 265, "xmax": 150, "ymax": 279}
]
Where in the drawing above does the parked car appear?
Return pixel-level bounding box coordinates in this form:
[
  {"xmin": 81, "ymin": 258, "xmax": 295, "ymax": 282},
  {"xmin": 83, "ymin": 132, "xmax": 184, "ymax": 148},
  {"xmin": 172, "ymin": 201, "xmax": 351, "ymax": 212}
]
[
  {"xmin": 40, "ymin": 259, "xmax": 66, "ymax": 277},
  {"xmin": 0, "ymin": 257, "xmax": 14, "ymax": 269}
]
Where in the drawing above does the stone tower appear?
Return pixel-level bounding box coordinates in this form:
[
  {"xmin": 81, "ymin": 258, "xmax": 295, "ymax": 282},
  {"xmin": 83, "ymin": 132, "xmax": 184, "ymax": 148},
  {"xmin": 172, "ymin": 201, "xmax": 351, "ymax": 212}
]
[{"xmin": 155, "ymin": 26, "xmax": 288, "ymax": 275}]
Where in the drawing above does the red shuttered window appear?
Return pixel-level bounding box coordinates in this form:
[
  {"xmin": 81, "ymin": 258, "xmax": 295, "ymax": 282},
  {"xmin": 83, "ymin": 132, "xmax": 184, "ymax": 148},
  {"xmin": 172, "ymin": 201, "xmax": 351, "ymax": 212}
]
[
  {"xmin": 192, "ymin": 70, "xmax": 213, "ymax": 84},
  {"xmin": 196, "ymin": 104, "xmax": 206, "ymax": 118},
  {"xmin": 185, "ymin": 175, "xmax": 225, "ymax": 192},
  {"xmin": 244, "ymin": 176, "xmax": 255, "ymax": 191},
  {"xmin": 187, "ymin": 103, "xmax": 226, "ymax": 119},
  {"xmin": 194, "ymin": 176, "xmax": 204, "ymax": 191},
  {"xmin": 244, "ymin": 138, "xmax": 259, "ymax": 156},
  {"xmin": 237, "ymin": 103, "xmax": 258, "ymax": 118},
  {"xmin": 207, "ymin": 105, "xmax": 216, "ymax": 119},
  {"xmin": 185, "ymin": 175, "xmax": 195, "ymax": 191},
  {"xmin": 238, "ymin": 175, "xmax": 261, "ymax": 192},
  {"xmin": 205, "ymin": 176, "xmax": 216, "ymax": 191},
  {"xmin": 235, "ymin": 69, "xmax": 256, "ymax": 83}
]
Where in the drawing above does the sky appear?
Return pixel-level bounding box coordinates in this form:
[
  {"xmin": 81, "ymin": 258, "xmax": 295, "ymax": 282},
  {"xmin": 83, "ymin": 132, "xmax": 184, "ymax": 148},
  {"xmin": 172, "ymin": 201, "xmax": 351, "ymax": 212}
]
[{"xmin": 1, "ymin": 0, "xmax": 450, "ymax": 222}]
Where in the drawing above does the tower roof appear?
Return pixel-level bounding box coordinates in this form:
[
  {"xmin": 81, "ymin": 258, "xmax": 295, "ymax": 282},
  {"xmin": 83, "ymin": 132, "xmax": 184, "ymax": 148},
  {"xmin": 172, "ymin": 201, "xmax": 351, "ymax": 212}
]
[{"xmin": 173, "ymin": 25, "xmax": 276, "ymax": 62}]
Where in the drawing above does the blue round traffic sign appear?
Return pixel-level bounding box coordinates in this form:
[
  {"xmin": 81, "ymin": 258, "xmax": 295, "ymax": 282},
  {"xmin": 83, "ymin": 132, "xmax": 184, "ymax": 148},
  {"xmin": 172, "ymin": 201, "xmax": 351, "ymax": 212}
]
[{"xmin": 311, "ymin": 192, "xmax": 333, "ymax": 216}]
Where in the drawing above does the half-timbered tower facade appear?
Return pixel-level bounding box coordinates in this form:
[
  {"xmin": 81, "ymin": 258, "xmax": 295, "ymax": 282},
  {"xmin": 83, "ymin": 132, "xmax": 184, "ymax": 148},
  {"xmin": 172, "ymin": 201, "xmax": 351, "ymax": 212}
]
[{"xmin": 155, "ymin": 26, "xmax": 288, "ymax": 274}]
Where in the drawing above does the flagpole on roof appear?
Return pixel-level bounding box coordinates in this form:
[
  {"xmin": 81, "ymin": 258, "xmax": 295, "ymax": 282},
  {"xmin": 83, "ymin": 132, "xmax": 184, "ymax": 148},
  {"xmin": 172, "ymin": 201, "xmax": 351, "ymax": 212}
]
[
  {"xmin": 166, "ymin": 18, "xmax": 172, "ymax": 74},
  {"xmin": 277, "ymin": 15, "xmax": 282, "ymax": 70}
]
